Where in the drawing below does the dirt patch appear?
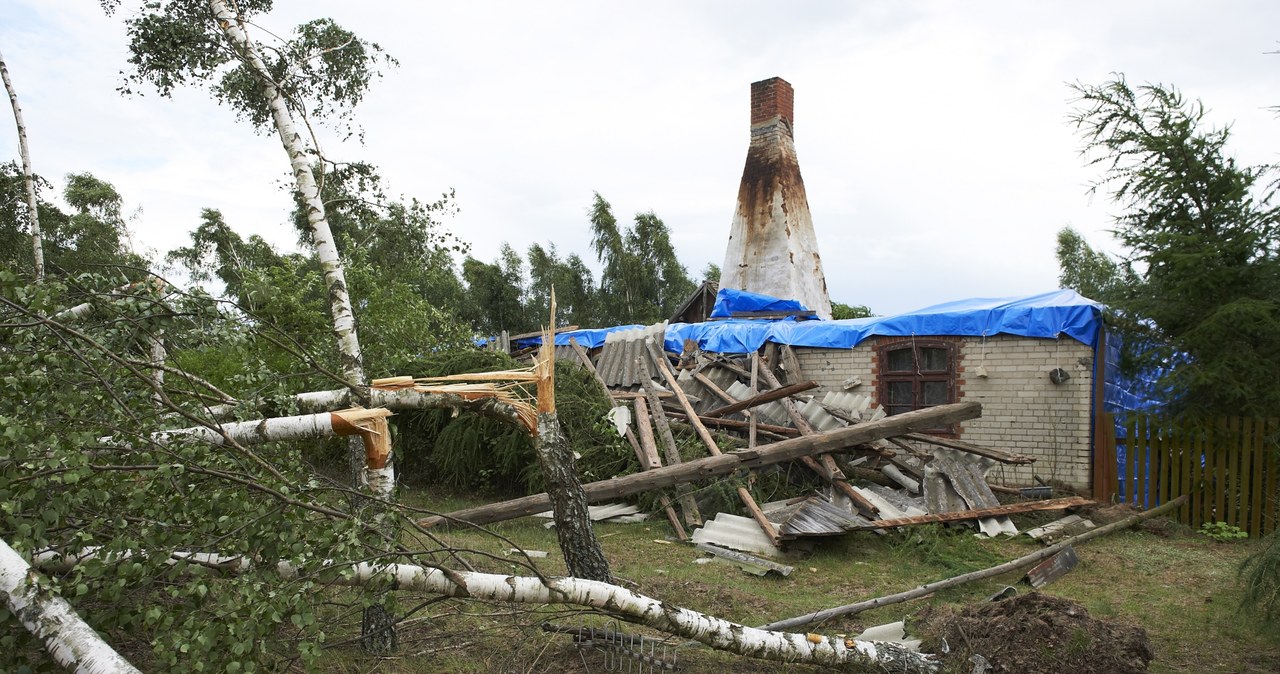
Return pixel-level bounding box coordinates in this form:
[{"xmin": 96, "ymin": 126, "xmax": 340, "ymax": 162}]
[{"xmin": 919, "ymin": 592, "xmax": 1154, "ymax": 674}]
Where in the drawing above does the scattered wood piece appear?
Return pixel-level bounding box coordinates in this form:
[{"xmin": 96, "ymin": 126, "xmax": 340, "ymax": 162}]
[
  {"xmin": 902, "ymin": 433, "xmax": 1035, "ymax": 465},
  {"xmin": 418, "ymin": 402, "xmax": 982, "ymax": 528},
  {"xmin": 667, "ymin": 412, "xmax": 799, "ymax": 438},
  {"xmin": 850, "ymin": 497, "xmax": 1091, "ymax": 531},
  {"xmin": 757, "ymin": 495, "xmax": 1188, "ymax": 632},
  {"xmin": 641, "ymin": 363, "xmax": 703, "ymax": 529},
  {"xmin": 1026, "ymin": 545, "xmax": 1079, "ymax": 588},
  {"xmin": 701, "ymin": 380, "xmax": 820, "ymax": 419},
  {"xmin": 644, "ymin": 338, "xmax": 778, "ymax": 544}
]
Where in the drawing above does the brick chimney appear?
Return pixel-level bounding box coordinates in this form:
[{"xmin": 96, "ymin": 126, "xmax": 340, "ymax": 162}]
[{"xmin": 720, "ymin": 77, "xmax": 833, "ymax": 319}]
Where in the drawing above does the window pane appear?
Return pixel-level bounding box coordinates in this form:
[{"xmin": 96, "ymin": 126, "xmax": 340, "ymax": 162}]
[
  {"xmin": 886, "ymin": 348, "xmax": 914, "ymax": 372},
  {"xmin": 887, "ymin": 381, "xmax": 913, "ymax": 405},
  {"xmin": 921, "ymin": 347, "xmax": 948, "ymax": 372},
  {"xmin": 885, "ymin": 405, "xmax": 912, "ymax": 417},
  {"xmin": 921, "ymin": 380, "xmax": 948, "ymax": 406}
]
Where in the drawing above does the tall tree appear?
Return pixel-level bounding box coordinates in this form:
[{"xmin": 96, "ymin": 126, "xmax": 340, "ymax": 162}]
[
  {"xmin": 527, "ymin": 242, "xmax": 596, "ymax": 327},
  {"xmin": 109, "ymin": 0, "xmax": 401, "ymax": 650},
  {"xmin": 589, "ymin": 193, "xmax": 695, "ymax": 325},
  {"xmin": 1054, "ymin": 226, "xmax": 1134, "ymax": 303},
  {"xmin": 0, "ymin": 48, "xmax": 43, "ymax": 280},
  {"xmin": 462, "ymin": 244, "xmax": 531, "ymax": 334},
  {"xmin": 1069, "ymin": 76, "xmax": 1280, "ymax": 417}
]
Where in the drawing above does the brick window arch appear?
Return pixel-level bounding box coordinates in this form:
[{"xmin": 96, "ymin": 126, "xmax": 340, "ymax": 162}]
[{"xmin": 876, "ymin": 338, "xmax": 958, "ymax": 431}]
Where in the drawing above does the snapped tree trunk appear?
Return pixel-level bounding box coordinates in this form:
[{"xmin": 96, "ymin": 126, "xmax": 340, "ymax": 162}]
[
  {"xmin": 0, "ymin": 48, "xmax": 44, "ymax": 280},
  {"xmin": 536, "ymin": 412, "xmax": 612, "ymax": 582},
  {"xmin": 207, "ymin": 0, "xmax": 394, "ymax": 651},
  {"xmin": 531, "ymin": 293, "xmax": 611, "ymax": 582},
  {"xmin": 1, "ymin": 537, "xmax": 141, "ymax": 674}
]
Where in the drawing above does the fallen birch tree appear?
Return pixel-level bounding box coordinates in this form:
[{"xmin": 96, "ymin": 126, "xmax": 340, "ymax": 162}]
[
  {"xmin": 29, "ymin": 550, "xmax": 937, "ymax": 673},
  {"xmin": 1, "ymin": 538, "xmax": 140, "ymax": 674},
  {"xmin": 1, "ymin": 47, "xmax": 44, "ymax": 280},
  {"xmin": 421, "ymin": 401, "xmax": 982, "ymax": 528}
]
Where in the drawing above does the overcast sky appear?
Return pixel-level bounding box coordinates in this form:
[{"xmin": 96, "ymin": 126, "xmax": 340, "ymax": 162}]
[{"xmin": 3, "ymin": 1, "xmax": 1278, "ymax": 316}]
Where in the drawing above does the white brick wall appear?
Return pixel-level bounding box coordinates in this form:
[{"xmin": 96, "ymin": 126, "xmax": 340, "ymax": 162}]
[{"xmin": 793, "ymin": 334, "xmax": 1095, "ymax": 490}]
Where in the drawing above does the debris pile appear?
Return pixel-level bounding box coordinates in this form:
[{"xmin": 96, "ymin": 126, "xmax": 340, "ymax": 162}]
[{"xmin": 921, "ymin": 592, "xmax": 1154, "ymax": 674}]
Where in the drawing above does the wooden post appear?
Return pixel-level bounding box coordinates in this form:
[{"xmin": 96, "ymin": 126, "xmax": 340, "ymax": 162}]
[
  {"xmin": 644, "ymin": 339, "xmax": 779, "ymax": 543},
  {"xmin": 640, "ymin": 363, "xmax": 702, "ymax": 528}
]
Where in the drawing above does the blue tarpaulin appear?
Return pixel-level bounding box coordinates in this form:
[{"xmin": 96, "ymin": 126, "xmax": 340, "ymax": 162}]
[
  {"xmin": 709, "ymin": 288, "xmax": 812, "ymax": 318},
  {"xmin": 667, "ymin": 289, "xmax": 1104, "ymax": 354},
  {"xmin": 511, "ymin": 324, "xmax": 647, "ymax": 351}
]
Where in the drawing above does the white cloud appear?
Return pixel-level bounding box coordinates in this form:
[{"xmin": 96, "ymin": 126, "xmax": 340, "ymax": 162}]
[{"xmin": 3, "ymin": 0, "xmax": 1277, "ymax": 315}]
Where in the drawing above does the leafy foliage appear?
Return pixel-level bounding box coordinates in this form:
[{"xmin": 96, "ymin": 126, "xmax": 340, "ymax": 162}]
[
  {"xmin": 589, "ymin": 192, "xmax": 695, "ymax": 326},
  {"xmin": 1068, "ymin": 77, "xmax": 1280, "ymax": 418},
  {"xmin": 831, "ymin": 302, "xmax": 873, "ymax": 320},
  {"xmin": 0, "ymin": 270, "xmax": 387, "ymax": 671}
]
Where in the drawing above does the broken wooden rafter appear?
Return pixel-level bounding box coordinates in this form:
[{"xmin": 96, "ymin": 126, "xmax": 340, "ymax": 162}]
[
  {"xmin": 667, "ymin": 412, "xmax": 800, "ymax": 439},
  {"xmin": 568, "ymin": 338, "xmax": 686, "ymax": 539},
  {"xmin": 902, "ymin": 433, "xmax": 1034, "ymax": 465},
  {"xmin": 643, "ymin": 338, "xmax": 779, "ymax": 544},
  {"xmin": 701, "ymin": 380, "xmax": 819, "ymax": 419},
  {"xmin": 850, "ymin": 496, "xmax": 1092, "ymax": 530},
  {"xmin": 418, "ymin": 401, "xmax": 981, "ymax": 528}
]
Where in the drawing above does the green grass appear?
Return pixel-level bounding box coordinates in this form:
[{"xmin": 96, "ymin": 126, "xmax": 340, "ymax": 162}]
[{"xmin": 316, "ymin": 491, "xmax": 1280, "ymax": 673}]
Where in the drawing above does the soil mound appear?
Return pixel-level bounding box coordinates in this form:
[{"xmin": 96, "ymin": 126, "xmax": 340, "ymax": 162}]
[{"xmin": 922, "ymin": 591, "xmax": 1154, "ymax": 673}]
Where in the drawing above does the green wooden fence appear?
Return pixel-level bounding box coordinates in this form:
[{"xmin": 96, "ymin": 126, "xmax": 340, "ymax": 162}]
[{"xmin": 1099, "ymin": 415, "xmax": 1280, "ymax": 537}]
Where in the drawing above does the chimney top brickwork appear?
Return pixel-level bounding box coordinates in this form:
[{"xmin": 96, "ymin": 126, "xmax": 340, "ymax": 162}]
[
  {"xmin": 750, "ymin": 77, "xmax": 794, "ymax": 127},
  {"xmin": 720, "ymin": 77, "xmax": 833, "ymax": 319}
]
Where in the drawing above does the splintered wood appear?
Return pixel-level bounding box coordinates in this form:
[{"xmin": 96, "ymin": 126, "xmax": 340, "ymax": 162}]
[{"xmin": 371, "ymin": 372, "xmax": 539, "ymax": 432}]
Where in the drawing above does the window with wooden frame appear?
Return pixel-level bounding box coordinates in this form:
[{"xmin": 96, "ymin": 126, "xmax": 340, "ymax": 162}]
[{"xmin": 877, "ymin": 339, "xmax": 956, "ymax": 430}]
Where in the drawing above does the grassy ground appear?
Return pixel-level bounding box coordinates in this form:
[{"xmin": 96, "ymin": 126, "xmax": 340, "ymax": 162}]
[{"xmin": 319, "ymin": 491, "xmax": 1280, "ymax": 673}]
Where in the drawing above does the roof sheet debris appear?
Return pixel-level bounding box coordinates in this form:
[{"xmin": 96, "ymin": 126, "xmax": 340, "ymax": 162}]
[
  {"xmin": 1026, "ymin": 544, "xmax": 1081, "ymax": 588},
  {"xmin": 1025, "ymin": 514, "xmax": 1097, "ymax": 543},
  {"xmin": 695, "ymin": 542, "xmax": 794, "ymax": 576}
]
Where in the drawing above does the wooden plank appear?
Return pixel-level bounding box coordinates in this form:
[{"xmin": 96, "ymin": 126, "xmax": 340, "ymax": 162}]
[
  {"xmin": 701, "ymin": 380, "xmax": 820, "ymax": 419},
  {"xmin": 755, "ymin": 365, "xmax": 880, "ymax": 517},
  {"xmin": 1092, "ymin": 411, "xmax": 1117, "ymax": 502},
  {"xmin": 667, "ymin": 412, "xmax": 799, "ymax": 439},
  {"xmin": 902, "ymin": 433, "xmax": 1036, "ymax": 465},
  {"xmin": 848, "ymin": 497, "xmax": 1092, "ymax": 530},
  {"xmin": 631, "ymin": 397, "xmax": 664, "ymax": 470},
  {"xmin": 641, "ymin": 371, "xmax": 703, "ymax": 529},
  {"xmin": 748, "ymin": 352, "xmax": 759, "ymax": 449},
  {"xmin": 691, "ymin": 371, "xmax": 737, "ymax": 405},
  {"xmin": 1191, "ymin": 424, "xmax": 1205, "ymax": 528},
  {"xmin": 643, "ymin": 338, "xmax": 780, "ymax": 544},
  {"xmin": 1155, "ymin": 416, "xmax": 1169, "ymax": 507},
  {"xmin": 417, "ymin": 402, "xmax": 983, "ymax": 528},
  {"xmin": 571, "ymin": 337, "xmax": 686, "ymax": 538},
  {"xmin": 779, "ymin": 345, "xmax": 806, "ymax": 386}
]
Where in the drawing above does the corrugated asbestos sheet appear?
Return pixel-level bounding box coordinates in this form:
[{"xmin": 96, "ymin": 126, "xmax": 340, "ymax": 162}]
[
  {"xmin": 690, "ymin": 512, "xmax": 782, "ymax": 557},
  {"xmin": 923, "ymin": 448, "xmax": 1018, "ymax": 536},
  {"xmin": 765, "ymin": 495, "xmax": 869, "ymax": 538},
  {"xmin": 595, "ymin": 323, "xmax": 667, "ymax": 387}
]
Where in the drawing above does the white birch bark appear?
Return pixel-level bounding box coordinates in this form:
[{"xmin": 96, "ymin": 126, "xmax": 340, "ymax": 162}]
[
  {"xmin": 206, "ymin": 0, "xmax": 363, "ymax": 387},
  {"xmin": 0, "ymin": 48, "xmax": 44, "ymax": 280},
  {"xmin": 0, "ymin": 538, "xmax": 141, "ymax": 674},
  {"xmin": 30, "ymin": 549, "xmax": 935, "ymax": 672}
]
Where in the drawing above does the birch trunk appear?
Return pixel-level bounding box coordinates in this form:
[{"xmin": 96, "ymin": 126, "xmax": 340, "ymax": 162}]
[
  {"xmin": 207, "ymin": 0, "xmax": 364, "ymax": 388},
  {"xmin": 207, "ymin": 1, "xmax": 392, "ymax": 649},
  {"xmin": 1, "ymin": 538, "xmax": 141, "ymax": 674},
  {"xmin": 30, "ymin": 550, "xmax": 936, "ymax": 672},
  {"xmin": 1, "ymin": 48, "xmax": 44, "ymax": 280}
]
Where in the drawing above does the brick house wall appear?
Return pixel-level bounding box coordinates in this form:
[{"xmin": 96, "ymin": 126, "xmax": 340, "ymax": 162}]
[{"xmin": 792, "ymin": 334, "xmax": 1095, "ymax": 489}]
